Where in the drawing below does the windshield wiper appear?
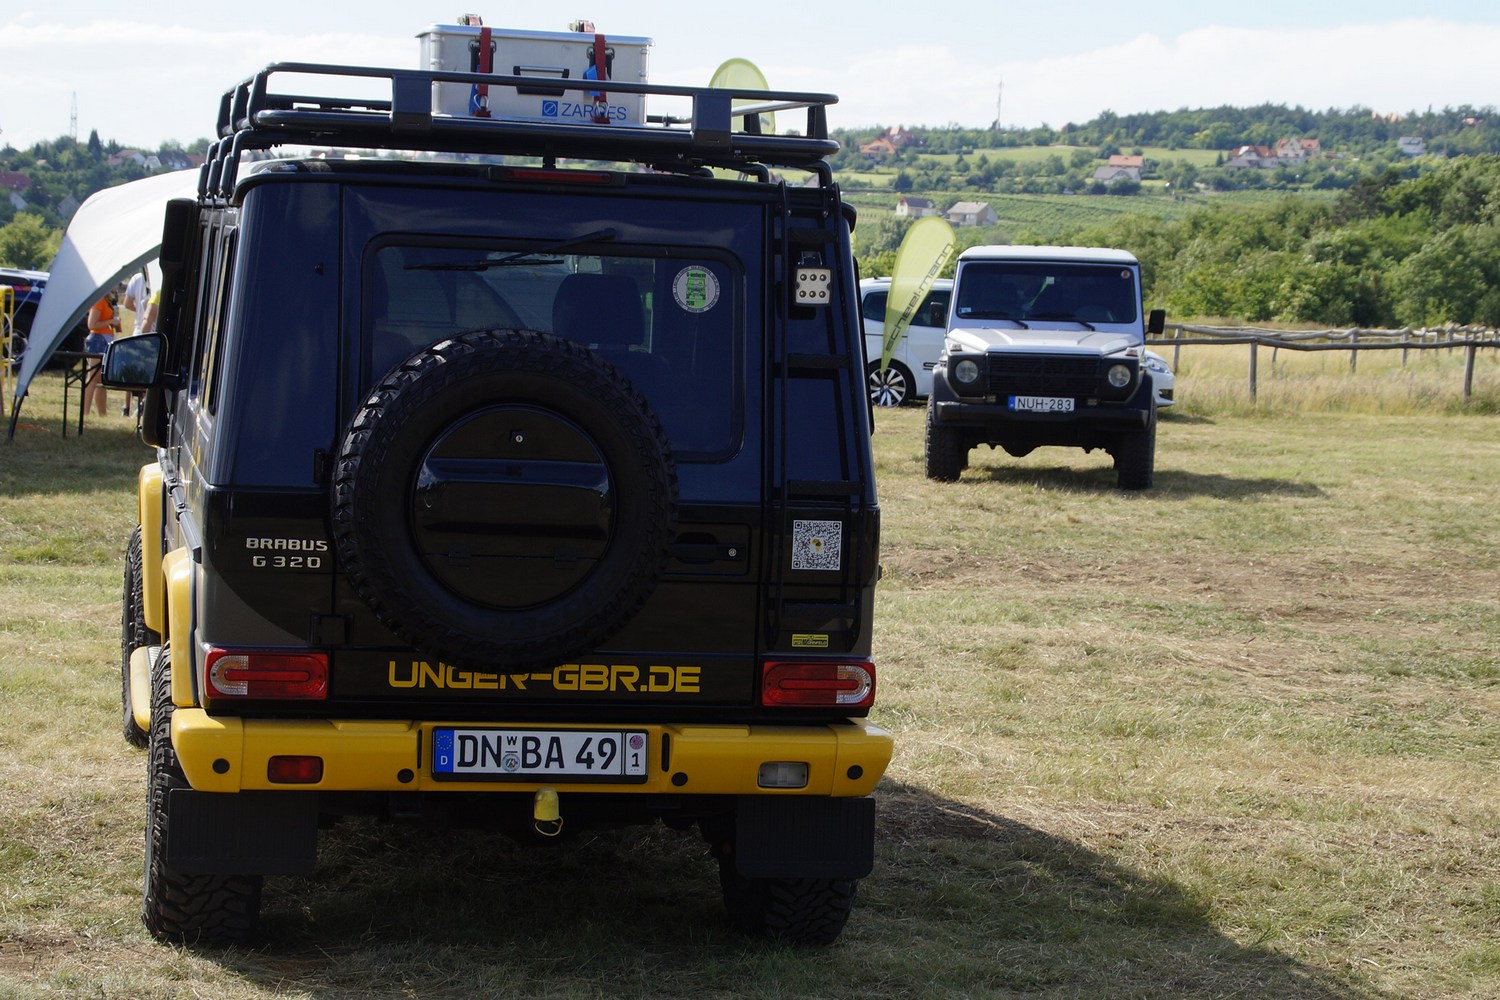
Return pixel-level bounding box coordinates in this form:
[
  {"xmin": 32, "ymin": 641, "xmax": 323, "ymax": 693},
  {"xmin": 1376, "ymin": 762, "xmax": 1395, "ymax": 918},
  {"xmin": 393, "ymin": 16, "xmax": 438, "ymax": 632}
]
[
  {"xmin": 958, "ymin": 310, "xmax": 1028, "ymax": 328},
  {"xmin": 407, "ymin": 228, "xmax": 618, "ymax": 271},
  {"xmin": 1030, "ymin": 313, "xmax": 1094, "ymax": 331}
]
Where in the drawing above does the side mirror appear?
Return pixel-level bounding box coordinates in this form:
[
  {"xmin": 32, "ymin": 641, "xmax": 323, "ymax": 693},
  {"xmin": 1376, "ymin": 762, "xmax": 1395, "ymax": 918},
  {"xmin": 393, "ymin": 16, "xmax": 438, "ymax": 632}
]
[
  {"xmin": 100, "ymin": 333, "xmax": 165, "ymax": 389},
  {"xmin": 1146, "ymin": 308, "xmax": 1166, "ymax": 336}
]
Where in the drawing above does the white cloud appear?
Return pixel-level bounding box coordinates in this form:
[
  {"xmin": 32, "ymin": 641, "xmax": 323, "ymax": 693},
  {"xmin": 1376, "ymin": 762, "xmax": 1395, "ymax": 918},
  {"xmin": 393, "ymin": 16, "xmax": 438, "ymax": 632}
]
[{"xmin": 999, "ymin": 20, "xmax": 1500, "ymax": 127}]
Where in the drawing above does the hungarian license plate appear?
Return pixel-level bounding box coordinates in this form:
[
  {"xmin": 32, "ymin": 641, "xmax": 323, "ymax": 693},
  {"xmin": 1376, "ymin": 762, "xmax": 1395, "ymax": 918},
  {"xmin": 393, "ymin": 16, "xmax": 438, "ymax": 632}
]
[
  {"xmin": 432, "ymin": 728, "xmax": 648, "ymax": 782},
  {"xmin": 1009, "ymin": 395, "xmax": 1075, "ymax": 413}
]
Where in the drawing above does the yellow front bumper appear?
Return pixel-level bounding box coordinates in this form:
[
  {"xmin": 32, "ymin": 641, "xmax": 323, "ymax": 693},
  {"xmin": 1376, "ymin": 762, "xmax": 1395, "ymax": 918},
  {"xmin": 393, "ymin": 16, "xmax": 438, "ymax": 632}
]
[{"xmin": 171, "ymin": 711, "xmax": 893, "ymax": 797}]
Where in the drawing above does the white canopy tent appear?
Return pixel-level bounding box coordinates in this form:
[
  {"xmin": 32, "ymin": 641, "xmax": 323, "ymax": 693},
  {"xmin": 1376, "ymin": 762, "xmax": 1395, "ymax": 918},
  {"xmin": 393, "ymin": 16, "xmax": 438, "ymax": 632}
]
[{"xmin": 9, "ymin": 168, "xmax": 201, "ymax": 433}]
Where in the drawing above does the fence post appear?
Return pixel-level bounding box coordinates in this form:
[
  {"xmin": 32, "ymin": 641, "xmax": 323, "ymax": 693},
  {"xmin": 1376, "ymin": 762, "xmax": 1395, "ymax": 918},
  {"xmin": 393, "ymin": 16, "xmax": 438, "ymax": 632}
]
[
  {"xmin": 1349, "ymin": 329, "xmax": 1358, "ymax": 373},
  {"xmin": 1464, "ymin": 342, "xmax": 1477, "ymax": 405},
  {"xmin": 1172, "ymin": 326, "xmax": 1182, "ymax": 370},
  {"xmin": 1248, "ymin": 340, "xmax": 1258, "ymax": 402}
]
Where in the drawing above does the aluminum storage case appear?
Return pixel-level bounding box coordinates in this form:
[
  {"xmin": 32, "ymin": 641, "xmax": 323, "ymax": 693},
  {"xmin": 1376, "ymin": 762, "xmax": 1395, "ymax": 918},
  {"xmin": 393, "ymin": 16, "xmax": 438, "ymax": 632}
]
[{"xmin": 418, "ymin": 23, "xmax": 652, "ymax": 124}]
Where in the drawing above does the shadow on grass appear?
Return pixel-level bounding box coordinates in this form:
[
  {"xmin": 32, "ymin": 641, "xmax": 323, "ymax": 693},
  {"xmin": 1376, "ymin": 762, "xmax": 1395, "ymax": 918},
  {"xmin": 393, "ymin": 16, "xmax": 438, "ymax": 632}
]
[
  {"xmin": 199, "ymin": 782, "xmax": 1383, "ymax": 1000},
  {"xmin": 970, "ymin": 461, "xmax": 1326, "ymax": 499}
]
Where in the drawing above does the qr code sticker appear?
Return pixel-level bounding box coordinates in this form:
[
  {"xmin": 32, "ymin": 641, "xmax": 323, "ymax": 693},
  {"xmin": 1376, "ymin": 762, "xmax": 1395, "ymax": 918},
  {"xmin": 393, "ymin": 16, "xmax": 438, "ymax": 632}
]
[{"xmin": 791, "ymin": 519, "xmax": 842, "ymax": 571}]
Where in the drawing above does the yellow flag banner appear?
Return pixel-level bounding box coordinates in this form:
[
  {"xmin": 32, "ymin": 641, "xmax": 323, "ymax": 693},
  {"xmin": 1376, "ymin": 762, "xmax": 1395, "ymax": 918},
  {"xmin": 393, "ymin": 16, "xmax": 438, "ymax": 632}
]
[{"xmin": 881, "ymin": 216, "xmax": 955, "ymax": 374}]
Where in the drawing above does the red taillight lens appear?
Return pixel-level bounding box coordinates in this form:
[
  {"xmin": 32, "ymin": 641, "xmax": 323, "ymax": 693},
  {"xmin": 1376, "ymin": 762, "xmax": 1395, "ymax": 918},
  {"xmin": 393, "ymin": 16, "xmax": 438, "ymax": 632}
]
[
  {"xmin": 267, "ymin": 755, "xmax": 324, "ymax": 784},
  {"xmin": 205, "ymin": 649, "xmax": 329, "ymax": 700},
  {"xmin": 761, "ymin": 660, "xmax": 875, "ymax": 708}
]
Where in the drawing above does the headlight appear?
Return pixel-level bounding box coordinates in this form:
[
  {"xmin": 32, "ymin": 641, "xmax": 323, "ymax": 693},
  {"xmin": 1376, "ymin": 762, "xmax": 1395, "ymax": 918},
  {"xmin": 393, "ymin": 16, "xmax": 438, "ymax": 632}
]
[
  {"xmin": 1106, "ymin": 364, "xmax": 1133, "ymax": 389},
  {"xmin": 954, "ymin": 359, "xmax": 981, "ymax": 384}
]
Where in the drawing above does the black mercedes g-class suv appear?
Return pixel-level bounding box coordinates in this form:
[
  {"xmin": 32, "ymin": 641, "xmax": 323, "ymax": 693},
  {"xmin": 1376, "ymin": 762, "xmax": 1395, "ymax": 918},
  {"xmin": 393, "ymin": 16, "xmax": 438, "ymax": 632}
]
[{"xmin": 104, "ymin": 57, "xmax": 889, "ymax": 945}]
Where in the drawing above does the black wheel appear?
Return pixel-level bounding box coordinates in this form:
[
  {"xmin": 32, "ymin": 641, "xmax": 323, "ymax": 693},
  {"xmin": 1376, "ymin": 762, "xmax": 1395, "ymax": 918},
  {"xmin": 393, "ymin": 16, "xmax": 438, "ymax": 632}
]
[
  {"xmin": 924, "ymin": 397, "xmax": 967, "ymax": 482},
  {"xmin": 1114, "ymin": 407, "xmax": 1157, "ymax": 490},
  {"xmin": 718, "ymin": 861, "xmax": 858, "ymax": 946},
  {"xmin": 120, "ymin": 527, "xmax": 156, "ymax": 748},
  {"xmin": 142, "ymin": 648, "xmax": 263, "ymax": 944},
  {"xmin": 866, "ymin": 359, "xmax": 914, "ymax": 407},
  {"xmin": 332, "ymin": 329, "xmax": 678, "ymax": 669}
]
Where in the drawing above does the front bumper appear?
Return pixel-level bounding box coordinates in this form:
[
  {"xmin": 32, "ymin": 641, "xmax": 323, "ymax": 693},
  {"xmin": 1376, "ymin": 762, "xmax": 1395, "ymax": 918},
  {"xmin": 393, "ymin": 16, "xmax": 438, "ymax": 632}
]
[
  {"xmin": 171, "ymin": 710, "xmax": 893, "ymax": 798},
  {"xmin": 933, "ymin": 397, "xmax": 1153, "ymax": 431}
]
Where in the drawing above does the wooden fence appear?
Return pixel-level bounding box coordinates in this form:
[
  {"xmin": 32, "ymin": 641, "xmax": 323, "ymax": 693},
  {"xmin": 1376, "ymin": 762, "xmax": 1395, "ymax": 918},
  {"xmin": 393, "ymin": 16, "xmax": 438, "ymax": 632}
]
[{"xmin": 1148, "ymin": 324, "xmax": 1500, "ymax": 403}]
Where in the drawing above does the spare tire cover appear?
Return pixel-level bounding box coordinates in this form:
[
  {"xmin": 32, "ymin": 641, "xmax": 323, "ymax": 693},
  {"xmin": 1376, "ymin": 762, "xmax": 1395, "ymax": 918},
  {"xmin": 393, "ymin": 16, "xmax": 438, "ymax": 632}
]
[{"xmin": 332, "ymin": 329, "xmax": 678, "ymax": 668}]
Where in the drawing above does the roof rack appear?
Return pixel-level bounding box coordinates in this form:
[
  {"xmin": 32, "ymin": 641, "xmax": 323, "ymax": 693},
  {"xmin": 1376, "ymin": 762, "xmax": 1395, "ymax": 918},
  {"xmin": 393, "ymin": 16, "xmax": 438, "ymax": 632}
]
[{"xmin": 199, "ymin": 62, "xmax": 841, "ymax": 201}]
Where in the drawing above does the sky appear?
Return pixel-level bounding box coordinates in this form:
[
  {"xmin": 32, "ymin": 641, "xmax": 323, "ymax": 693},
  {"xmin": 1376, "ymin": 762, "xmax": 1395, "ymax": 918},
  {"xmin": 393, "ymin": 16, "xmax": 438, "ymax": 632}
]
[{"xmin": 1, "ymin": 1, "xmax": 1498, "ymax": 150}]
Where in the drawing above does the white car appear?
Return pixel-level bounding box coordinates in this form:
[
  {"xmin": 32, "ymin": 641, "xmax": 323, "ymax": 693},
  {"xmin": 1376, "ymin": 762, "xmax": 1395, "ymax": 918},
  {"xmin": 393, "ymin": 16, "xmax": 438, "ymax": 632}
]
[
  {"xmin": 860, "ymin": 276, "xmax": 1174, "ymax": 408},
  {"xmin": 860, "ymin": 277, "xmax": 951, "ymax": 407}
]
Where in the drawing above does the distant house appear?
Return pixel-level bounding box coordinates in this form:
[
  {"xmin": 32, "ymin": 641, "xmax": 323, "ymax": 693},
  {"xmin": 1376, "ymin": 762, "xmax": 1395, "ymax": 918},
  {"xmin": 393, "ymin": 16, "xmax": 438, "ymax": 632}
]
[
  {"xmin": 1398, "ymin": 136, "xmax": 1425, "ymax": 157},
  {"xmin": 157, "ymin": 150, "xmax": 206, "ymax": 171},
  {"xmin": 1092, "ymin": 165, "xmax": 1140, "ymax": 185},
  {"xmin": 1274, "ymin": 137, "xmax": 1321, "ymax": 162},
  {"xmin": 1224, "ymin": 145, "xmax": 1277, "ymax": 170},
  {"xmin": 860, "ymin": 125, "xmax": 924, "ymax": 158},
  {"xmin": 895, "ymin": 196, "xmax": 938, "ymax": 218},
  {"xmin": 1107, "ymin": 154, "xmax": 1144, "ymax": 170},
  {"xmin": 0, "ymin": 171, "xmax": 30, "ymax": 193},
  {"xmin": 945, "ymin": 201, "xmax": 996, "ymax": 227},
  {"xmin": 108, "ymin": 149, "xmax": 148, "ymax": 168}
]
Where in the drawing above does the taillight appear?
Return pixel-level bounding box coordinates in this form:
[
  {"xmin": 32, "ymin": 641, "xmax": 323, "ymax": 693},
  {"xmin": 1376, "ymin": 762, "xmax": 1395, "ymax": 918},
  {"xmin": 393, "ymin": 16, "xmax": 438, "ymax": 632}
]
[
  {"xmin": 205, "ymin": 649, "xmax": 329, "ymax": 700},
  {"xmin": 761, "ymin": 660, "xmax": 875, "ymax": 708}
]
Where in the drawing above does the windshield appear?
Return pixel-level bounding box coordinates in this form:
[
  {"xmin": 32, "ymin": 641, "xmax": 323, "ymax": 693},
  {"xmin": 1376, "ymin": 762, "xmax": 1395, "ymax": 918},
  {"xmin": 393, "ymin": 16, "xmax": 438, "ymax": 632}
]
[
  {"xmin": 367, "ymin": 243, "xmax": 740, "ymax": 459},
  {"xmin": 954, "ymin": 262, "xmax": 1138, "ymax": 326}
]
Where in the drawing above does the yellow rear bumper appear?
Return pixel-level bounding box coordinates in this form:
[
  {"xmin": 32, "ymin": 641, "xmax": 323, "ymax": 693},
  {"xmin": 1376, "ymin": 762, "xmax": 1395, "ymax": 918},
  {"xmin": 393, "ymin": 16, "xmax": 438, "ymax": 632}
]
[{"xmin": 171, "ymin": 711, "xmax": 892, "ymax": 797}]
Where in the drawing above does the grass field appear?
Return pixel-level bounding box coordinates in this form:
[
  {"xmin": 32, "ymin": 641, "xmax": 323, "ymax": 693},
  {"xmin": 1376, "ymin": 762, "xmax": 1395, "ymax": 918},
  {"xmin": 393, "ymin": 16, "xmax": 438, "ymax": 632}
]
[{"xmin": 2, "ymin": 369, "xmax": 1498, "ymax": 998}]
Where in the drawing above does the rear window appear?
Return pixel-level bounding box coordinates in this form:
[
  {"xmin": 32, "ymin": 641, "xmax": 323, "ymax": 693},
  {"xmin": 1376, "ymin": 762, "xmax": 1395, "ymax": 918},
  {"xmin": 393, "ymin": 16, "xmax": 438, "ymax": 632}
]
[
  {"xmin": 954, "ymin": 263, "xmax": 1138, "ymax": 325},
  {"xmin": 366, "ymin": 243, "xmax": 741, "ymax": 459}
]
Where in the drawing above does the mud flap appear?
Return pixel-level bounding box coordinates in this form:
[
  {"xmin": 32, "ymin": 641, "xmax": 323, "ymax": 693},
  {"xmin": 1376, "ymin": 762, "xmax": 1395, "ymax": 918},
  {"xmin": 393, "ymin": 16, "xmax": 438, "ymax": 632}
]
[
  {"xmin": 165, "ymin": 789, "xmax": 319, "ymax": 874},
  {"xmin": 733, "ymin": 795, "xmax": 875, "ymax": 879}
]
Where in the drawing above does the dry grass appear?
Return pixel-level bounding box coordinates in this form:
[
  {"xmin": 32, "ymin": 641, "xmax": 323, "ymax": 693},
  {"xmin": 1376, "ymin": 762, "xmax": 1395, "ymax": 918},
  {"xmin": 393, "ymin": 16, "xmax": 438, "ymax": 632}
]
[
  {"xmin": 1, "ymin": 370, "xmax": 1498, "ymax": 998},
  {"xmin": 1159, "ymin": 339, "xmax": 1500, "ymax": 416}
]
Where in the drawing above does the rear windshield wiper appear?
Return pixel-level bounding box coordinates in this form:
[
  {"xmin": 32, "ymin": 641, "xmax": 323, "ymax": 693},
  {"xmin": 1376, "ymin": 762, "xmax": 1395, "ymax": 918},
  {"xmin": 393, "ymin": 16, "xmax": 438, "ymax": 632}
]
[{"xmin": 407, "ymin": 228, "xmax": 618, "ymax": 271}]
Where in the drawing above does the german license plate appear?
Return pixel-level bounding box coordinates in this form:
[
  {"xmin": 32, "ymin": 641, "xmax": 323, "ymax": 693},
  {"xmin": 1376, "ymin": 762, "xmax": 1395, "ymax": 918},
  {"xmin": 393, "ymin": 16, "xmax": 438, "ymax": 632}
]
[
  {"xmin": 1009, "ymin": 395, "xmax": 1075, "ymax": 413},
  {"xmin": 432, "ymin": 728, "xmax": 648, "ymax": 782}
]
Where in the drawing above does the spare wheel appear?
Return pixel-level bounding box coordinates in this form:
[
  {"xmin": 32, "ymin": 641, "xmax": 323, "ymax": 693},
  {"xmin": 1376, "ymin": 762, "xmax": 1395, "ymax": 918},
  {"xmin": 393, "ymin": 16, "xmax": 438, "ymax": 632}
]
[{"xmin": 331, "ymin": 328, "xmax": 678, "ymax": 668}]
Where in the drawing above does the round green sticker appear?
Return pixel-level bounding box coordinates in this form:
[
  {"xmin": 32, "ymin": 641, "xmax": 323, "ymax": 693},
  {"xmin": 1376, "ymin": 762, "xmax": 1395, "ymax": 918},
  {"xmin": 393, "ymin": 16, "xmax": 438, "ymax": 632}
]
[{"xmin": 673, "ymin": 266, "xmax": 720, "ymax": 313}]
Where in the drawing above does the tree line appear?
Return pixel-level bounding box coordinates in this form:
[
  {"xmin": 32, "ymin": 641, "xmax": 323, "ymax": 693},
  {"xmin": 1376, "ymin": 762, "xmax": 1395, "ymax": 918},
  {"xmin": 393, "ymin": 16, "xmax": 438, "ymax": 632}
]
[
  {"xmin": 833, "ymin": 101, "xmax": 1500, "ymax": 159},
  {"xmin": 1071, "ymin": 155, "xmax": 1500, "ymax": 328}
]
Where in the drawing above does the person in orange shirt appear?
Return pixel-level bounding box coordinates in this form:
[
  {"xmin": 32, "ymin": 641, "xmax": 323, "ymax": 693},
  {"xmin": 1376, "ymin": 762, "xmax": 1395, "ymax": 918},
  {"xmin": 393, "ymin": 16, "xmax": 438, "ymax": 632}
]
[{"xmin": 84, "ymin": 288, "xmax": 122, "ymax": 417}]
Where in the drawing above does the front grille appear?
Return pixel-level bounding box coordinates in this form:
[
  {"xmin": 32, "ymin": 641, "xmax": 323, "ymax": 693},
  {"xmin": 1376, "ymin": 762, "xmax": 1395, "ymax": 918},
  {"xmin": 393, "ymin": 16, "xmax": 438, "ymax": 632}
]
[{"xmin": 986, "ymin": 355, "xmax": 1099, "ymax": 397}]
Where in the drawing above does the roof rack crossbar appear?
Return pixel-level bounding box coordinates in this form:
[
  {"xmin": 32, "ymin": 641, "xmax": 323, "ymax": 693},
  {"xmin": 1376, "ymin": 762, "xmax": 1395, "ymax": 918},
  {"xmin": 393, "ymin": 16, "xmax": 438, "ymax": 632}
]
[{"xmin": 223, "ymin": 62, "xmax": 837, "ymax": 152}]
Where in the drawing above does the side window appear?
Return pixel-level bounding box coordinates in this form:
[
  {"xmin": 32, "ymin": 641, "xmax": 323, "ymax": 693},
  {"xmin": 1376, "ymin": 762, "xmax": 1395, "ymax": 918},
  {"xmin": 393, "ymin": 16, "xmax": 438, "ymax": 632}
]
[
  {"xmin": 861, "ymin": 289, "xmax": 887, "ymax": 323},
  {"xmin": 921, "ymin": 289, "xmax": 951, "ymax": 328},
  {"xmin": 185, "ymin": 219, "xmax": 219, "ymax": 400},
  {"xmin": 201, "ymin": 230, "xmax": 237, "ymax": 413}
]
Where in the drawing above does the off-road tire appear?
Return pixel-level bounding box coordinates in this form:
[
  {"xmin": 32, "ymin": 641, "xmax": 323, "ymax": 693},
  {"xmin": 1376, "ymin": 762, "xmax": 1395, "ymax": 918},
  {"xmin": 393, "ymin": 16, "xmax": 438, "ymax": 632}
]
[
  {"xmin": 331, "ymin": 328, "xmax": 678, "ymax": 670},
  {"xmin": 718, "ymin": 861, "xmax": 858, "ymax": 946},
  {"xmin": 120, "ymin": 526, "xmax": 156, "ymax": 748},
  {"xmin": 142, "ymin": 648, "xmax": 263, "ymax": 944},
  {"xmin": 1114, "ymin": 407, "xmax": 1157, "ymax": 490},
  {"xmin": 924, "ymin": 397, "xmax": 967, "ymax": 481},
  {"xmin": 866, "ymin": 359, "xmax": 913, "ymax": 407}
]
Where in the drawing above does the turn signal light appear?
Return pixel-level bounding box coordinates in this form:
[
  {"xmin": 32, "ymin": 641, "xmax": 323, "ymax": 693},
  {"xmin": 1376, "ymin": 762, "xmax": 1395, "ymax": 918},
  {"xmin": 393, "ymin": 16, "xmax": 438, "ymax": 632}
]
[
  {"xmin": 761, "ymin": 660, "xmax": 875, "ymax": 708},
  {"xmin": 206, "ymin": 649, "xmax": 329, "ymax": 700}
]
